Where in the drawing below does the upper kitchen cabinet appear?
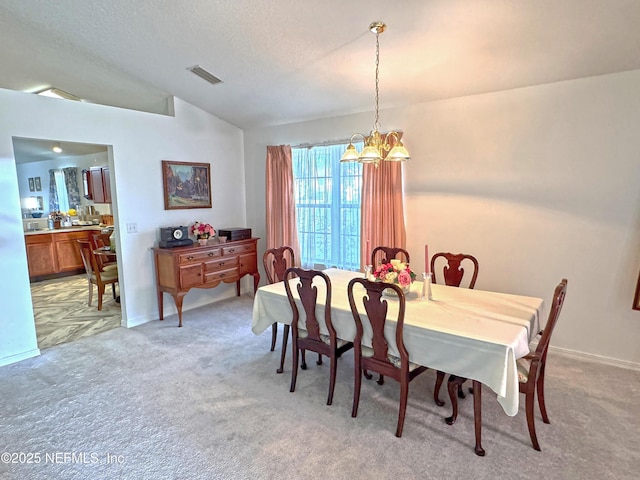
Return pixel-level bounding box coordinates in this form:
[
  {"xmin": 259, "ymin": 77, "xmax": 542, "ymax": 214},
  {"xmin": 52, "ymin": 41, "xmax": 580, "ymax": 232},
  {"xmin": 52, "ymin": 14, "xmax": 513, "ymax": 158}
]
[{"xmin": 84, "ymin": 166, "xmax": 111, "ymax": 203}]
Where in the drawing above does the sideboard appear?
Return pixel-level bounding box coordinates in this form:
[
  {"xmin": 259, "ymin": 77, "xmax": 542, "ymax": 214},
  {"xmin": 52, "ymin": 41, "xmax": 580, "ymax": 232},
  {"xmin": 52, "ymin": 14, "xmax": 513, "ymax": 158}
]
[{"xmin": 153, "ymin": 237, "xmax": 260, "ymax": 327}]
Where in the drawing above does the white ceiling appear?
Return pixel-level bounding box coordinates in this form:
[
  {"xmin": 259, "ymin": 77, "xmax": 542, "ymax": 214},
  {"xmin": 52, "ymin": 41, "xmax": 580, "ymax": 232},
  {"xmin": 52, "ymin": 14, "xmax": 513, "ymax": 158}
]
[{"xmin": 2, "ymin": 0, "xmax": 640, "ymax": 130}]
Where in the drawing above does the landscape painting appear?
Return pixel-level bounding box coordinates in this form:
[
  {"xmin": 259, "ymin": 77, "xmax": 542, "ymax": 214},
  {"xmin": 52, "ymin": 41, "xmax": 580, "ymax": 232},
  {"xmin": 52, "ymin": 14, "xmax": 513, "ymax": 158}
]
[{"xmin": 162, "ymin": 160, "xmax": 212, "ymax": 210}]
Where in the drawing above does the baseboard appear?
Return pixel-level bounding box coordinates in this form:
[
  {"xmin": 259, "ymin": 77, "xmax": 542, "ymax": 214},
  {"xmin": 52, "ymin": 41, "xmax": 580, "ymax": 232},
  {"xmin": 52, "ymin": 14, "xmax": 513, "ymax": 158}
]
[
  {"xmin": 0, "ymin": 348, "xmax": 41, "ymax": 368},
  {"xmin": 547, "ymin": 345, "xmax": 640, "ymax": 372}
]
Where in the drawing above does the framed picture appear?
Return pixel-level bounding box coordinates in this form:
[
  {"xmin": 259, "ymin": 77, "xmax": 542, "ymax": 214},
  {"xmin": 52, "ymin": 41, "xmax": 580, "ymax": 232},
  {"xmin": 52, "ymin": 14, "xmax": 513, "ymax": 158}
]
[
  {"xmin": 162, "ymin": 160, "xmax": 212, "ymax": 210},
  {"xmin": 28, "ymin": 177, "xmax": 35, "ymax": 192},
  {"xmin": 633, "ymin": 270, "xmax": 640, "ymax": 311},
  {"xmin": 34, "ymin": 177, "xmax": 42, "ymax": 191}
]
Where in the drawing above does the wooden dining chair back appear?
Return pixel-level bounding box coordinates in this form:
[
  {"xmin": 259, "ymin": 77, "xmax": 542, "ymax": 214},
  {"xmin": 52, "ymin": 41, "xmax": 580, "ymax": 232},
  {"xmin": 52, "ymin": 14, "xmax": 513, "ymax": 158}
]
[
  {"xmin": 262, "ymin": 246, "xmax": 295, "ymax": 372},
  {"xmin": 431, "ymin": 252, "xmax": 479, "ymax": 406},
  {"xmin": 430, "ymin": 252, "xmax": 479, "ymax": 289},
  {"xmin": 371, "ymin": 246, "xmax": 410, "ymax": 267},
  {"xmin": 347, "ymin": 277, "xmax": 428, "ymax": 437},
  {"xmin": 283, "ymin": 267, "xmax": 353, "ymax": 405},
  {"xmin": 77, "ymin": 239, "xmax": 118, "ymax": 311},
  {"xmin": 89, "ymin": 233, "xmax": 117, "ymax": 272},
  {"xmin": 518, "ymin": 278, "xmax": 568, "ymax": 451}
]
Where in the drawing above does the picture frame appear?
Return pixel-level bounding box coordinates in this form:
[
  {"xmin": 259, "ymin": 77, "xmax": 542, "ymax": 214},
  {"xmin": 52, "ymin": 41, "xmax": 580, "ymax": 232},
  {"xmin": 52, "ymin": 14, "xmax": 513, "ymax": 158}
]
[
  {"xmin": 162, "ymin": 160, "xmax": 212, "ymax": 210},
  {"xmin": 633, "ymin": 270, "xmax": 640, "ymax": 311},
  {"xmin": 28, "ymin": 177, "xmax": 35, "ymax": 192},
  {"xmin": 34, "ymin": 176, "xmax": 42, "ymax": 191}
]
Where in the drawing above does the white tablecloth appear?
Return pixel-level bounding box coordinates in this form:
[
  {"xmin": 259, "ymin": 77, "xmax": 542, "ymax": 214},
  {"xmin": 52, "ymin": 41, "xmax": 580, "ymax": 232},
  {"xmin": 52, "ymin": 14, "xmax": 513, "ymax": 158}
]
[{"xmin": 252, "ymin": 268, "xmax": 543, "ymax": 416}]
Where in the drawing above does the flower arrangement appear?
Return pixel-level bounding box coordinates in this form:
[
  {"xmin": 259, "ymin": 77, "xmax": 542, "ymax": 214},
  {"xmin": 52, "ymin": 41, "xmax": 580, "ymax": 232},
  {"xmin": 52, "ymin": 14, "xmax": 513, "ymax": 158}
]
[
  {"xmin": 373, "ymin": 259, "xmax": 416, "ymax": 290},
  {"xmin": 190, "ymin": 221, "xmax": 215, "ymax": 239}
]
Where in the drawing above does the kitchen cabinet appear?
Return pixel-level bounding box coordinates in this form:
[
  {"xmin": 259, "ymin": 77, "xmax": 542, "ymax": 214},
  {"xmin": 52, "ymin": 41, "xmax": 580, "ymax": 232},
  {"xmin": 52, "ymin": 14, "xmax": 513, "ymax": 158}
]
[
  {"xmin": 154, "ymin": 238, "xmax": 260, "ymax": 327},
  {"xmin": 25, "ymin": 229, "xmax": 101, "ymax": 280},
  {"xmin": 85, "ymin": 166, "xmax": 111, "ymax": 203}
]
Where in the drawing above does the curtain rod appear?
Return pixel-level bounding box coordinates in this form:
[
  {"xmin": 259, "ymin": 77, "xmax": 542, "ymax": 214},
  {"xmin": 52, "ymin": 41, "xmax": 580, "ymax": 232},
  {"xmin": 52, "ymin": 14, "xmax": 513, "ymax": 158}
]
[{"xmin": 291, "ymin": 138, "xmax": 352, "ymax": 149}]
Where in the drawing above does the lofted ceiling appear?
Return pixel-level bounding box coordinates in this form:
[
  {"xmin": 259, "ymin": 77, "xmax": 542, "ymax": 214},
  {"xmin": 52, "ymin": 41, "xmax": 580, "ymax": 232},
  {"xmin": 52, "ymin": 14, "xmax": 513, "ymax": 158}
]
[{"xmin": 2, "ymin": 0, "xmax": 640, "ymax": 132}]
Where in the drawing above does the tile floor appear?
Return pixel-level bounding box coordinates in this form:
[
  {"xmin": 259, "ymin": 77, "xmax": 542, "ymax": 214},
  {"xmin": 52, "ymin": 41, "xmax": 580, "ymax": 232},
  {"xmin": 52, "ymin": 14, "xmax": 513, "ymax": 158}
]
[{"xmin": 31, "ymin": 274, "xmax": 122, "ymax": 349}]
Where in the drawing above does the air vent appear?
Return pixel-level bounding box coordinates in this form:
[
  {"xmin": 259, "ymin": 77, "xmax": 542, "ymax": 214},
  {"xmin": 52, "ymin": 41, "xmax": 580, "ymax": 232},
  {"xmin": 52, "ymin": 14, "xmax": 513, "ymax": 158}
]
[{"xmin": 187, "ymin": 65, "xmax": 222, "ymax": 86}]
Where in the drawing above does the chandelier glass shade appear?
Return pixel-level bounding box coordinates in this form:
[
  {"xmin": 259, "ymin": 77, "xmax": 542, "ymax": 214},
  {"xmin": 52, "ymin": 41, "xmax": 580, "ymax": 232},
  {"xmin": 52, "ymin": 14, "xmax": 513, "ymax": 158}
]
[{"xmin": 341, "ymin": 21, "xmax": 410, "ymax": 167}]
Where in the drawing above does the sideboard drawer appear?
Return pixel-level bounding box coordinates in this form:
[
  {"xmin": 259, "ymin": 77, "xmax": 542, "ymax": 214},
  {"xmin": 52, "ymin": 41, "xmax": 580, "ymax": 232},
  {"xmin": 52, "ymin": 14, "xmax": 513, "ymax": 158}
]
[
  {"xmin": 178, "ymin": 248, "xmax": 221, "ymax": 264},
  {"xmin": 205, "ymin": 257, "xmax": 238, "ymax": 273},
  {"xmin": 222, "ymin": 243, "xmax": 255, "ymax": 256},
  {"xmin": 205, "ymin": 268, "xmax": 239, "ymax": 283}
]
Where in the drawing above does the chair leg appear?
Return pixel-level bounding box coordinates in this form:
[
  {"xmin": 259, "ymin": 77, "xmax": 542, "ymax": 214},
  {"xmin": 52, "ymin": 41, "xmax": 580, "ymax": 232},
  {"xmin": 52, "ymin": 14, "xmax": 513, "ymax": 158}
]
[
  {"xmin": 316, "ymin": 353, "xmax": 323, "ymax": 365},
  {"xmin": 363, "ymin": 369, "xmax": 372, "ymax": 380},
  {"xmin": 525, "ymin": 384, "xmax": 541, "ymax": 451},
  {"xmin": 434, "ymin": 370, "xmax": 445, "ymax": 406},
  {"xmin": 290, "ymin": 342, "xmax": 299, "ymax": 393},
  {"xmin": 537, "ymin": 366, "xmax": 550, "ymax": 424},
  {"xmin": 270, "ymin": 322, "xmax": 278, "ymax": 351},
  {"xmin": 352, "ymin": 360, "xmax": 362, "ymax": 418},
  {"xmin": 276, "ymin": 324, "xmax": 289, "ymax": 374},
  {"xmin": 112, "ymin": 283, "xmax": 116, "ymax": 300},
  {"xmin": 327, "ymin": 355, "xmax": 337, "ymax": 405},
  {"xmin": 97, "ymin": 284, "xmax": 105, "ymax": 311},
  {"xmin": 376, "ymin": 374, "xmax": 385, "ymax": 385},
  {"xmin": 396, "ymin": 381, "xmax": 409, "ymax": 437},
  {"xmin": 87, "ymin": 282, "xmax": 93, "ymax": 307},
  {"xmin": 457, "ymin": 381, "xmax": 466, "ymax": 399},
  {"xmin": 445, "ymin": 376, "xmax": 465, "ymax": 425}
]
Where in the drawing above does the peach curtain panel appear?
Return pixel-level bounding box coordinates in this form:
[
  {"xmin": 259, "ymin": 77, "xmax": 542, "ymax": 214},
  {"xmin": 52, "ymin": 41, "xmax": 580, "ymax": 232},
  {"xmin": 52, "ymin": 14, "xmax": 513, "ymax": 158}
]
[
  {"xmin": 360, "ymin": 133, "xmax": 407, "ymax": 270},
  {"xmin": 265, "ymin": 145, "xmax": 301, "ymax": 264}
]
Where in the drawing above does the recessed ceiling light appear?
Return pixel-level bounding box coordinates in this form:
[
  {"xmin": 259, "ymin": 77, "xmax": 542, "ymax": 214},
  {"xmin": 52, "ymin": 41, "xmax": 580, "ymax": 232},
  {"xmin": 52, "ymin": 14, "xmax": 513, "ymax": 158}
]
[
  {"xmin": 52, "ymin": 142, "xmax": 62, "ymax": 153},
  {"xmin": 36, "ymin": 88, "xmax": 82, "ymax": 101}
]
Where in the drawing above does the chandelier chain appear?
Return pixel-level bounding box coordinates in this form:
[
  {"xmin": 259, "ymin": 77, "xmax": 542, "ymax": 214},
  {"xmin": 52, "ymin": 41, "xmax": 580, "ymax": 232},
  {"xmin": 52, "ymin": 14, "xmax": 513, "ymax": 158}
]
[{"xmin": 374, "ymin": 30, "xmax": 380, "ymax": 131}]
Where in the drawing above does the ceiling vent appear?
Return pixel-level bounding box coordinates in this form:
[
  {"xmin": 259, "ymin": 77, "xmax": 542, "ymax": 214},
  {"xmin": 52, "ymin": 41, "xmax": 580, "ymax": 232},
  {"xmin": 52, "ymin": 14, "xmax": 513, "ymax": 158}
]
[{"xmin": 187, "ymin": 65, "xmax": 222, "ymax": 86}]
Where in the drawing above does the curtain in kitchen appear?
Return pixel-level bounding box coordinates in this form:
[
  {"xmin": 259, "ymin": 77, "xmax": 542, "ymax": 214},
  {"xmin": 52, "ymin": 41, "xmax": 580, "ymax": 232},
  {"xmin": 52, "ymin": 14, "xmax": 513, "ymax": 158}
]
[
  {"xmin": 265, "ymin": 145, "xmax": 301, "ymax": 266},
  {"xmin": 63, "ymin": 167, "xmax": 81, "ymax": 209}
]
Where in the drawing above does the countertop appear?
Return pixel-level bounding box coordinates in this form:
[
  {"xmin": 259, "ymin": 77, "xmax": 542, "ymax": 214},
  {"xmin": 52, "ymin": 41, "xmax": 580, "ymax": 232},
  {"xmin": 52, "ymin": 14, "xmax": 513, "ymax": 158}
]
[{"xmin": 24, "ymin": 226, "xmax": 106, "ymax": 236}]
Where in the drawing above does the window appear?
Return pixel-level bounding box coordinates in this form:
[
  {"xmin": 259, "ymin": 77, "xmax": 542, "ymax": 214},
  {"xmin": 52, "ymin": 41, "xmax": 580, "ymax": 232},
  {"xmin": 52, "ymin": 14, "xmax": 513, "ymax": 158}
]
[
  {"xmin": 292, "ymin": 142, "xmax": 363, "ymax": 270},
  {"xmin": 53, "ymin": 169, "xmax": 70, "ymax": 212}
]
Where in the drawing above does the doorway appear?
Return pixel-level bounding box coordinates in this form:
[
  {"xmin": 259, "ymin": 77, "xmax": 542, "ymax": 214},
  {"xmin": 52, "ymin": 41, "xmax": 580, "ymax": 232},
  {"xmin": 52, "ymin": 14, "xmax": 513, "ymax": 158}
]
[{"xmin": 13, "ymin": 137, "xmax": 122, "ymax": 349}]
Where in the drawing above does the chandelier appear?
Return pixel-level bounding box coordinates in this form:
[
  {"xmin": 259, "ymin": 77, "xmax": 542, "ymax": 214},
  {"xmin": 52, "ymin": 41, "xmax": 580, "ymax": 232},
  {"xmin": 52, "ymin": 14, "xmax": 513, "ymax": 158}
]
[{"xmin": 340, "ymin": 21, "xmax": 410, "ymax": 167}]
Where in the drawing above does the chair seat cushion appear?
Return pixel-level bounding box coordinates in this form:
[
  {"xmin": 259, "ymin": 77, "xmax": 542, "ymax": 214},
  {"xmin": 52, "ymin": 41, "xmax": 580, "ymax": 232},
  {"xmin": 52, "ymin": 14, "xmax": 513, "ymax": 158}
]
[
  {"xmin": 99, "ymin": 269, "xmax": 118, "ymax": 282},
  {"xmin": 102, "ymin": 264, "xmax": 118, "ymax": 273},
  {"xmin": 361, "ymin": 346, "xmax": 422, "ymax": 372},
  {"xmin": 517, "ymin": 357, "xmax": 531, "ymax": 383},
  {"xmin": 297, "ymin": 329, "xmax": 350, "ymax": 348}
]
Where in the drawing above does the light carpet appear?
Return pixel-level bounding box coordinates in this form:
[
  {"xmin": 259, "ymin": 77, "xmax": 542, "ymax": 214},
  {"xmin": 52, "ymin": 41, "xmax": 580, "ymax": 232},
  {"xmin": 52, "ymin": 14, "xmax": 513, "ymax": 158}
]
[{"xmin": 1, "ymin": 295, "xmax": 638, "ymax": 479}]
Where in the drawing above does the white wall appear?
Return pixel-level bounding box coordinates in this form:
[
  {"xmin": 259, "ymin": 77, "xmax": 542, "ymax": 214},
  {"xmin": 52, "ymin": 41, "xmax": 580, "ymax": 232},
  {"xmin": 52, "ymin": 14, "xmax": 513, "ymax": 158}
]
[
  {"xmin": 244, "ymin": 70, "xmax": 640, "ymax": 367},
  {"xmin": 0, "ymin": 89, "xmax": 246, "ymax": 367}
]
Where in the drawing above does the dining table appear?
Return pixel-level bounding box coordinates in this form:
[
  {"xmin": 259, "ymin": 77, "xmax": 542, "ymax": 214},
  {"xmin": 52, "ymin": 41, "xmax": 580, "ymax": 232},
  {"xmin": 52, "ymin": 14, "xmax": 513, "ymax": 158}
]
[{"xmin": 251, "ymin": 268, "xmax": 544, "ymax": 454}]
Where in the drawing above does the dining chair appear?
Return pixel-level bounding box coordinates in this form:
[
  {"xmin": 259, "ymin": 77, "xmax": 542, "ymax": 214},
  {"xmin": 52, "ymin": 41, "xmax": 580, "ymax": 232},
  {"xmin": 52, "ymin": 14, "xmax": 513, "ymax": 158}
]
[
  {"xmin": 284, "ymin": 267, "xmax": 353, "ymax": 405},
  {"xmin": 347, "ymin": 277, "xmax": 429, "ymax": 437},
  {"xmin": 518, "ymin": 278, "xmax": 568, "ymax": 450},
  {"xmin": 371, "ymin": 246, "xmax": 410, "ymax": 267},
  {"xmin": 89, "ymin": 233, "xmax": 117, "ymax": 273},
  {"xmin": 77, "ymin": 239, "xmax": 118, "ymax": 311},
  {"xmin": 430, "ymin": 252, "xmax": 479, "ymax": 289},
  {"xmin": 444, "ymin": 279, "xmax": 568, "ymax": 453},
  {"xmin": 431, "ymin": 252, "xmax": 479, "ymax": 406},
  {"xmin": 262, "ymin": 246, "xmax": 295, "ymax": 373}
]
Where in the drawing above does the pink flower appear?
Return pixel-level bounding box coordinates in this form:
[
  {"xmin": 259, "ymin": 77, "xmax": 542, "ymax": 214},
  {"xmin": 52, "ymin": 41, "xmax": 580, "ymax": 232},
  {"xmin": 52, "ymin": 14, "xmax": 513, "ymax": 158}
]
[{"xmin": 398, "ymin": 270, "xmax": 411, "ymax": 287}]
